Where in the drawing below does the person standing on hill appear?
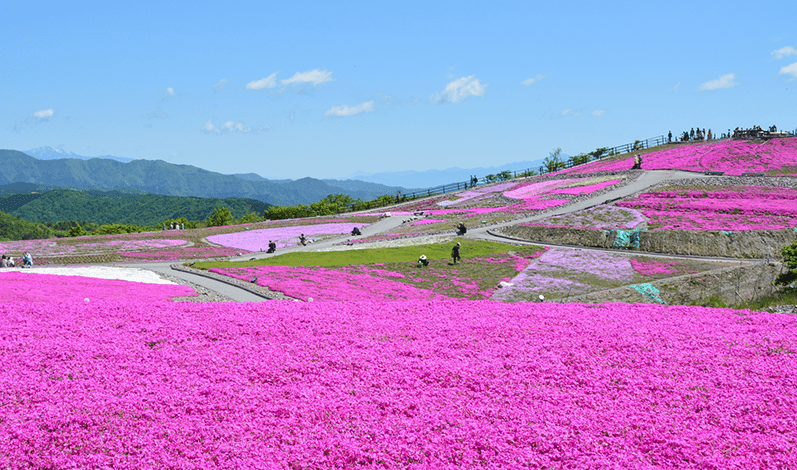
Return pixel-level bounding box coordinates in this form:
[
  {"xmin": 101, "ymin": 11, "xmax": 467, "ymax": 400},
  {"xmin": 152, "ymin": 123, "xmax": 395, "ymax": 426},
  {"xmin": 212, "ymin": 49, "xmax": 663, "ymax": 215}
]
[{"xmin": 451, "ymin": 242, "xmax": 461, "ymax": 265}]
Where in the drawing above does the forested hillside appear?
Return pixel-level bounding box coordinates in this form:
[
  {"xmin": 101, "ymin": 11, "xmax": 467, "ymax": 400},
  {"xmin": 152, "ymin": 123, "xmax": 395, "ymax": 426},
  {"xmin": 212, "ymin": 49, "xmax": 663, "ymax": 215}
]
[
  {"xmin": 1, "ymin": 190, "xmax": 269, "ymax": 226},
  {"xmin": 0, "ymin": 150, "xmax": 409, "ymax": 205}
]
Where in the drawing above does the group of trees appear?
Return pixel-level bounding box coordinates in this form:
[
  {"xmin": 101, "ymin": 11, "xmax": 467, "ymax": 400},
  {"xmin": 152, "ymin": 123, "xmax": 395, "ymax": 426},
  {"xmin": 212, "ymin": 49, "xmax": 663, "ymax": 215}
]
[
  {"xmin": 540, "ymin": 147, "xmax": 612, "ymax": 174},
  {"xmin": 263, "ymin": 193, "xmax": 410, "ymax": 221}
]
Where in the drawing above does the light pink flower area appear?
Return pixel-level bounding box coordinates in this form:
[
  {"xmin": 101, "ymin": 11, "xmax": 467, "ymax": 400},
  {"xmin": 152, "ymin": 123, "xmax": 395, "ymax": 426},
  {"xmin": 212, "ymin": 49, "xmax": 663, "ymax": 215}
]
[
  {"xmin": 2, "ymin": 301, "xmax": 796, "ymax": 468},
  {"xmin": 0, "ymin": 238, "xmax": 188, "ymax": 257},
  {"xmin": 559, "ymin": 137, "xmax": 797, "ymax": 175},
  {"xmin": 210, "ymin": 265, "xmax": 443, "ymax": 301},
  {"xmin": 617, "ymin": 186, "xmax": 797, "ymax": 230},
  {"xmin": 493, "ymin": 249, "xmax": 635, "ymax": 301},
  {"xmin": 207, "ymin": 223, "xmax": 368, "ymax": 251},
  {"xmin": 436, "ymin": 182, "xmax": 518, "ymax": 207},
  {"xmin": 0, "ymin": 272, "xmax": 196, "ymax": 302}
]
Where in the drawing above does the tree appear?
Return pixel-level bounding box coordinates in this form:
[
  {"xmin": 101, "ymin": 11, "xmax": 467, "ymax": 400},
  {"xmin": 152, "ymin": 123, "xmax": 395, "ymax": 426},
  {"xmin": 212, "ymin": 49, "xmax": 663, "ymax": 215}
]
[
  {"xmin": 775, "ymin": 241, "xmax": 797, "ymax": 286},
  {"xmin": 497, "ymin": 170, "xmax": 512, "ymax": 181},
  {"xmin": 237, "ymin": 212, "xmax": 261, "ymax": 224},
  {"xmin": 590, "ymin": 147, "xmax": 609, "ymax": 161},
  {"xmin": 542, "ymin": 148, "xmax": 565, "ymax": 174},
  {"xmin": 207, "ymin": 206, "xmax": 234, "ymax": 227},
  {"xmin": 67, "ymin": 224, "xmax": 87, "ymax": 237}
]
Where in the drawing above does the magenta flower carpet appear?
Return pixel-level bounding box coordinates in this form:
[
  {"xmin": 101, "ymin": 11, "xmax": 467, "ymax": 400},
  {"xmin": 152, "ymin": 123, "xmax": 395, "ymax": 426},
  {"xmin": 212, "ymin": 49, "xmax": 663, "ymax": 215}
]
[
  {"xmin": 559, "ymin": 137, "xmax": 797, "ymax": 176},
  {"xmin": 1, "ymin": 301, "xmax": 795, "ymax": 468}
]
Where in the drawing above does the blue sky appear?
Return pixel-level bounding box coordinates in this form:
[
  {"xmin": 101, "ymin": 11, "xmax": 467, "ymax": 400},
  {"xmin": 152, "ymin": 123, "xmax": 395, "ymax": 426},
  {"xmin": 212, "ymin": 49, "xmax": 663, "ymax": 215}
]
[{"xmin": 2, "ymin": 1, "xmax": 795, "ymax": 179}]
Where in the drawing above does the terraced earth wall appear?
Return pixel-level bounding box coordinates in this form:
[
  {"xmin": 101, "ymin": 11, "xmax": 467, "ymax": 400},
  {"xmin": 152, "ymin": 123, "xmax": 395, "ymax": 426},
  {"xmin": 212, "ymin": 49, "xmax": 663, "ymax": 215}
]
[
  {"xmin": 557, "ymin": 261, "xmax": 783, "ymax": 306},
  {"xmin": 499, "ymin": 225, "xmax": 797, "ymax": 258}
]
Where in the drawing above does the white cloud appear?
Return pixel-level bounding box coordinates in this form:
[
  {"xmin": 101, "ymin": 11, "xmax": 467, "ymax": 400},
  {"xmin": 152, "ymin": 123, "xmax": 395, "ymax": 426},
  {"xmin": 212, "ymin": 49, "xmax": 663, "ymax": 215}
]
[
  {"xmin": 246, "ymin": 73, "xmax": 278, "ymax": 90},
  {"xmin": 521, "ymin": 74, "xmax": 545, "ymax": 86},
  {"xmin": 435, "ymin": 76, "xmax": 486, "ymax": 104},
  {"xmin": 325, "ymin": 101, "xmax": 375, "ymax": 117},
  {"xmin": 33, "ymin": 108, "xmax": 54, "ymax": 120},
  {"xmin": 780, "ymin": 62, "xmax": 797, "ymax": 79},
  {"xmin": 281, "ymin": 69, "xmax": 333, "ymax": 86},
  {"xmin": 772, "ymin": 46, "xmax": 797, "ymax": 60},
  {"xmin": 202, "ymin": 120, "xmax": 269, "ymax": 134},
  {"xmin": 561, "ymin": 109, "xmax": 580, "ymax": 117},
  {"xmin": 700, "ymin": 73, "xmax": 738, "ymax": 91},
  {"xmin": 214, "ymin": 78, "xmax": 228, "ymax": 91},
  {"xmin": 166, "ymin": 87, "xmax": 175, "ymax": 96},
  {"xmin": 672, "ymin": 82, "xmax": 681, "ymax": 93},
  {"xmin": 592, "ymin": 109, "xmax": 605, "ymax": 117}
]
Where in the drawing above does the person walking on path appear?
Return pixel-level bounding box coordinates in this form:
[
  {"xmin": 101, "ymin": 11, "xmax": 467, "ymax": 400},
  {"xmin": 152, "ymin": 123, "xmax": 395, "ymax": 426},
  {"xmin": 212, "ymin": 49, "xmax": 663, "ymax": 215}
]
[{"xmin": 451, "ymin": 242, "xmax": 461, "ymax": 265}]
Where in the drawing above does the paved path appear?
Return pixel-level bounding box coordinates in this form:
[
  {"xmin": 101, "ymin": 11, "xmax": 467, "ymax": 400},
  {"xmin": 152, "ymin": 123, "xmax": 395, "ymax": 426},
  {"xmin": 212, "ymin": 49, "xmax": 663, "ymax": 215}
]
[
  {"xmin": 138, "ymin": 262, "xmax": 270, "ymax": 302},
  {"xmin": 152, "ymin": 170, "xmax": 718, "ymax": 299}
]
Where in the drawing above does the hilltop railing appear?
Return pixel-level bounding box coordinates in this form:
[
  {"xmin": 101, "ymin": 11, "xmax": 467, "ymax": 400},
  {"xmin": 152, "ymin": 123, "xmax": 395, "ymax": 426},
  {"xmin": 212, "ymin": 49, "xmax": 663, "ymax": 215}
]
[{"xmin": 399, "ymin": 134, "xmax": 670, "ymax": 200}]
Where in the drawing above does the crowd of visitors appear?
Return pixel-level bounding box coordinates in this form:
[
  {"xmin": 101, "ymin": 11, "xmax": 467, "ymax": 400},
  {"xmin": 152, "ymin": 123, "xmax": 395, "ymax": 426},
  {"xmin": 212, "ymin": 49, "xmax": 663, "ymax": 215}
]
[
  {"xmin": 0, "ymin": 252, "xmax": 32, "ymax": 268},
  {"xmin": 669, "ymin": 127, "xmax": 714, "ymax": 143},
  {"xmin": 668, "ymin": 125, "xmax": 784, "ymax": 143}
]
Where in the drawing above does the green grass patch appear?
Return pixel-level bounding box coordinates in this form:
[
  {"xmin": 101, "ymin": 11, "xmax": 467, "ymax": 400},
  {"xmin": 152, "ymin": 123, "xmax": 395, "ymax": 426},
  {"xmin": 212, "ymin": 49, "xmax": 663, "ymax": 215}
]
[{"xmin": 193, "ymin": 239, "xmax": 543, "ymax": 269}]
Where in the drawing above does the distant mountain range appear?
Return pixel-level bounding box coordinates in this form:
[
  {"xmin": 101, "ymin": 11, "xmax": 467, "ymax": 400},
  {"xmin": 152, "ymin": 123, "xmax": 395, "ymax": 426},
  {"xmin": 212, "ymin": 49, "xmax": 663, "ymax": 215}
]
[
  {"xmin": 26, "ymin": 146, "xmax": 135, "ymax": 163},
  {"xmin": 346, "ymin": 159, "xmax": 548, "ymax": 188},
  {"xmin": 1, "ymin": 149, "xmax": 418, "ymax": 206},
  {"xmin": 7, "ymin": 146, "xmax": 542, "ymax": 205}
]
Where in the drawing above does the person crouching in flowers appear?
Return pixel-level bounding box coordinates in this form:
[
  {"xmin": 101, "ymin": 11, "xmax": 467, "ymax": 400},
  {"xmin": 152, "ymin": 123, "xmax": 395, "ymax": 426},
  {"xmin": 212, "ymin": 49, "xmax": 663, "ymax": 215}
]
[
  {"xmin": 417, "ymin": 254, "xmax": 429, "ymax": 268},
  {"xmin": 22, "ymin": 251, "xmax": 33, "ymax": 268}
]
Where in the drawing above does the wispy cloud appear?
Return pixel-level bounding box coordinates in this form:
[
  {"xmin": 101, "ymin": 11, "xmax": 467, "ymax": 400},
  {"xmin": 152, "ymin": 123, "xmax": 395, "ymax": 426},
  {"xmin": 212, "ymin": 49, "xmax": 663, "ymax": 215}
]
[
  {"xmin": 325, "ymin": 101, "xmax": 375, "ymax": 117},
  {"xmin": 33, "ymin": 108, "xmax": 54, "ymax": 121},
  {"xmin": 166, "ymin": 87, "xmax": 175, "ymax": 96},
  {"xmin": 521, "ymin": 74, "xmax": 545, "ymax": 86},
  {"xmin": 561, "ymin": 109, "xmax": 580, "ymax": 117},
  {"xmin": 201, "ymin": 120, "xmax": 269, "ymax": 134},
  {"xmin": 781, "ymin": 62, "xmax": 797, "ymax": 79},
  {"xmin": 246, "ymin": 73, "xmax": 278, "ymax": 90},
  {"xmin": 672, "ymin": 82, "xmax": 681, "ymax": 93},
  {"xmin": 214, "ymin": 78, "xmax": 229, "ymax": 91},
  {"xmin": 699, "ymin": 73, "xmax": 738, "ymax": 91},
  {"xmin": 434, "ymin": 76, "xmax": 486, "ymax": 104},
  {"xmin": 772, "ymin": 46, "xmax": 797, "ymax": 60},
  {"xmin": 282, "ymin": 69, "xmax": 333, "ymax": 86},
  {"xmin": 592, "ymin": 109, "xmax": 605, "ymax": 117}
]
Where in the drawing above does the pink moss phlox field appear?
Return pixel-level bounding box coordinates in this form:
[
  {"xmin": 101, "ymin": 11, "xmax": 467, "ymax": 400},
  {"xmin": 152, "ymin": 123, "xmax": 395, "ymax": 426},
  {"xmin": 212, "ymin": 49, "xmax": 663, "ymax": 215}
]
[
  {"xmin": 409, "ymin": 219, "xmax": 446, "ymax": 225},
  {"xmin": 210, "ymin": 265, "xmax": 443, "ymax": 301},
  {"xmin": 0, "ymin": 272, "xmax": 197, "ymax": 302},
  {"xmin": 631, "ymin": 259, "xmax": 680, "ymax": 276},
  {"xmin": 549, "ymin": 179, "xmax": 622, "ymax": 195},
  {"xmin": 3, "ymin": 301, "xmax": 797, "ymax": 468},
  {"xmin": 559, "ymin": 137, "xmax": 797, "ymax": 175},
  {"xmin": 119, "ymin": 246, "xmax": 246, "ymax": 261},
  {"xmin": 524, "ymin": 205, "xmax": 646, "ymax": 230},
  {"xmin": 436, "ymin": 182, "xmax": 518, "ymax": 207},
  {"xmin": 503, "ymin": 179, "xmax": 572, "ymax": 199},
  {"xmin": 0, "ymin": 238, "xmax": 188, "ymax": 257},
  {"xmin": 207, "ymin": 223, "xmax": 369, "ymax": 251},
  {"xmin": 493, "ymin": 249, "xmax": 635, "ymax": 300},
  {"xmin": 616, "ymin": 186, "xmax": 797, "ymax": 230}
]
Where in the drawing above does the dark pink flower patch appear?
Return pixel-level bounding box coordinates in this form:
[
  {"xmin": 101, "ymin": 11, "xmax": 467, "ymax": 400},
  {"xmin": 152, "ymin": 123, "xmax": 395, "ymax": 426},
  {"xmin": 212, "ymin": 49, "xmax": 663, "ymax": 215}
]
[{"xmin": 1, "ymin": 301, "xmax": 796, "ymax": 468}]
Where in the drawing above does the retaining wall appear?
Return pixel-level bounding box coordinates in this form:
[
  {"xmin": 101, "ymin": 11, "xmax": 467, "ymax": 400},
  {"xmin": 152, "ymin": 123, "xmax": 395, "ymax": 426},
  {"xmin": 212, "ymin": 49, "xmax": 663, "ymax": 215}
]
[
  {"xmin": 555, "ymin": 261, "xmax": 785, "ymax": 307},
  {"xmin": 499, "ymin": 225, "xmax": 797, "ymax": 259}
]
